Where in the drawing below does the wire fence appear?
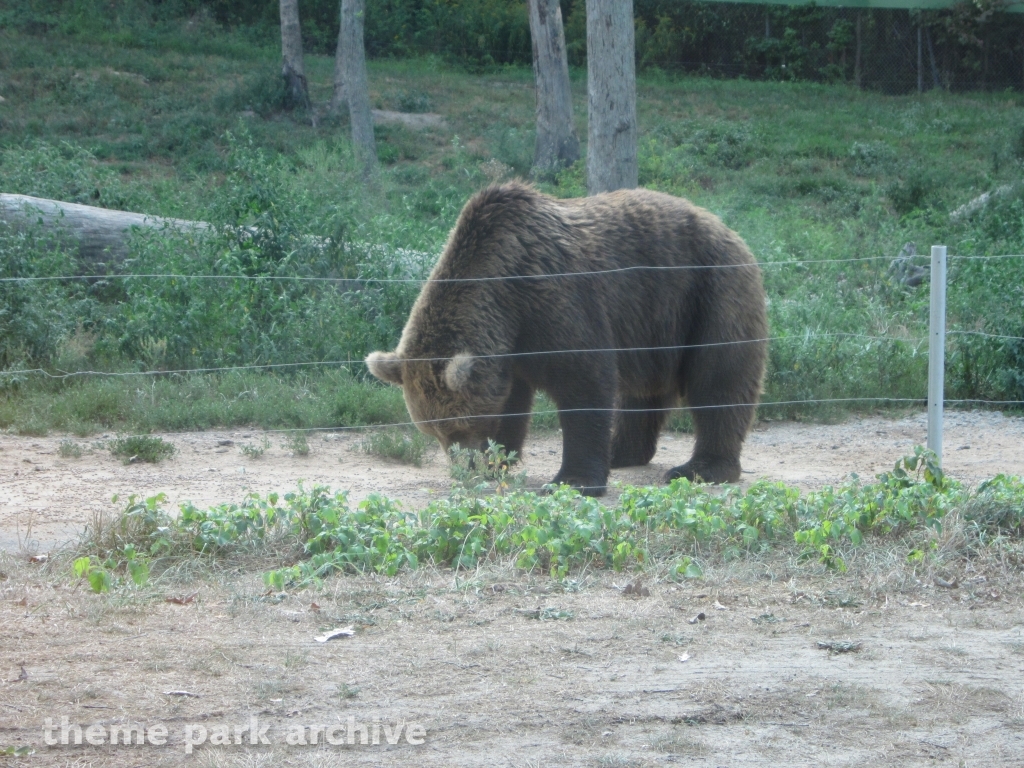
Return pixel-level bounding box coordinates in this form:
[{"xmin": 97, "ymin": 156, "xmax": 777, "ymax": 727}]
[
  {"xmin": 2, "ymin": 252, "xmax": 1023, "ymax": 441},
  {"xmin": 4, "ymin": 329, "xmax": 1024, "ymax": 381}
]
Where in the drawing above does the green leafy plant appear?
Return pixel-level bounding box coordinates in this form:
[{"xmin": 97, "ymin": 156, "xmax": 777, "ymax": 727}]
[
  {"xmin": 284, "ymin": 431, "xmax": 310, "ymax": 457},
  {"xmin": 448, "ymin": 440, "xmax": 527, "ymax": 495},
  {"xmin": 59, "ymin": 440, "xmax": 83, "ymax": 458},
  {"xmin": 360, "ymin": 428, "xmax": 432, "ymax": 466},
  {"xmin": 73, "ymin": 556, "xmax": 111, "ymax": 593},
  {"xmin": 109, "ymin": 435, "xmax": 175, "ymax": 464},
  {"xmin": 73, "ymin": 544, "xmax": 148, "ymax": 594},
  {"xmin": 241, "ymin": 437, "xmax": 270, "ymax": 459},
  {"xmin": 77, "ymin": 446, "xmax": 1023, "ymax": 594}
]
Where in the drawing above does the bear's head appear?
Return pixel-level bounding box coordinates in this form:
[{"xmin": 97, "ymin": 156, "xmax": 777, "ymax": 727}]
[{"xmin": 366, "ymin": 350, "xmax": 511, "ymax": 454}]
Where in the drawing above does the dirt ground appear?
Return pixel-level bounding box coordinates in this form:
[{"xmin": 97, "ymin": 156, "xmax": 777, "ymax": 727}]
[
  {"xmin": 3, "ymin": 409, "xmax": 1024, "ymax": 554},
  {"xmin": 2, "ymin": 411, "xmax": 1024, "ymax": 767},
  {"xmin": 2, "ymin": 555, "xmax": 1023, "ymax": 766}
]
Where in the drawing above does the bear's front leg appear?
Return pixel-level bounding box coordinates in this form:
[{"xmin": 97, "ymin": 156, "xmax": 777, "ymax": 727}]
[
  {"xmin": 493, "ymin": 377, "xmax": 534, "ymax": 462},
  {"xmin": 548, "ymin": 384, "xmax": 614, "ymax": 497}
]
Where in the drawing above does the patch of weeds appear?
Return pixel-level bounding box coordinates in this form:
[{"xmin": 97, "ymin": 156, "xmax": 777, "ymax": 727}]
[
  {"xmin": 448, "ymin": 440, "xmax": 526, "ymax": 494},
  {"xmin": 283, "ymin": 651, "xmax": 308, "ymax": 668},
  {"xmin": 521, "ymin": 607, "xmax": 573, "ymax": 621},
  {"xmin": 669, "ymin": 556, "xmax": 704, "ymax": 580},
  {"xmin": 252, "ymin": 679, "xmax": 294, "ymax": 700},
  {"xmin": 338, "ymin": 683, "xmax": 360, "ymax": 700},
  {"xmin": 595, "ymin": 757, "xmax": 643, "ymax": 768},
  {"xmin": 848, "ymin": 140, "xmax": 898, "ymax": 176},
  {"xmin": 653, "ymin": 730, "xmax": 707, "ymax": 755},
  {"xmin": 240, "ymin": 437, "xmax": 270, "ymax": 459},
  {"xmin": 381, "ymin": 88, "xmax": 432, "ymax": 113},
  {"xmin": 1012, "ymin": 123, "xmax": 1024, "ymax": 160},
  {"xmin": 660, "ymin": 633, "xmax": 691, "ymax": 646},
  {"xmin": 73, "ymin": 542, "xmax": 149, "ymax": 594},
  {"xmin": 77, "ymin": 445, "xmax": 1024, "ymax": 588},
  {"xmin": 58, "ymin": 439, "xmax": 83, "ymax": 458},
  {"xmin": 215, "ymin": 64, "xmax": 287, "ymax": 117},
  {"xmin": 0, "ymin": 747, "xmax": 35, "ymax": 757},
  {"xmin": 530, "ymin": 392, "xmax": 560, "ymax": 430},
  {"xmin": 109, "ymin": 435, "xmax": 174, "ymax": 464},
  {"xmin": 960, "ymin": 474, "xmax": 1024, "ymax": 536},
  {"xmin": 887, "ymin": 165, "xmax": 939, "ymax": 215},
  {"xmin": 360, "ymin": 428, "xmax": 432, "ymax": 466},
  {"xmin": 283, "ymin": 432, "xmax": 310, "ymax": 457}
]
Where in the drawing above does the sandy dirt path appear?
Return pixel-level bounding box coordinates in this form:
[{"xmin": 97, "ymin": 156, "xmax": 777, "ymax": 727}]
[{"xmin": 1, "ymin": 409, "xmax": 1022, "ymax": 553}]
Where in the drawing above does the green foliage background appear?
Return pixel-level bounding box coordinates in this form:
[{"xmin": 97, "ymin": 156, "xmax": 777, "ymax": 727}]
[
  {"xmin": 4, "ymin": 0, "xmax": 1024, "ymax": 91},
  {"xmin": 0, "ymin": 13, "xmax": 1023, "ymax": 433}
]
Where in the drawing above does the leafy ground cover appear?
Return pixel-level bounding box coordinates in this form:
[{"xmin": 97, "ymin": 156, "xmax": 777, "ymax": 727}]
[{"xmin": 67, "ymin": 446, "xmax": 1024, "ymax": 595}]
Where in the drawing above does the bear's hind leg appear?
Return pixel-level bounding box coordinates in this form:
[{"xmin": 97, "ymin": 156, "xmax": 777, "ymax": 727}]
[
  {"xmin": 666, "ymin": 347, "xmax": 760, "ymax": 485},
  {"xmin": 664, "ymin": 400, "xmax": 750, "ymax": 484},
  {"xmin": 610, "ymin": 393, "xmax": 671, "ymax": 468}
]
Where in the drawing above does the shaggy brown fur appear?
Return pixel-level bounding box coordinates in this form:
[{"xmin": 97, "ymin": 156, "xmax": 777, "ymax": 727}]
[{"xmin": 367, "ymin": 182, "xmax": 767, "ymax": 496}]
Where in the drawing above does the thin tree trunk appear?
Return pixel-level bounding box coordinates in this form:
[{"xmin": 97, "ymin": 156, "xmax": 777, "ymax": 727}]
[
  {"xmin": 529, "ymin": 0, "xmax": 580, "ymax": 176},
  {"xmin": 926, "ymin": 26, "xmax": 940, "ymax": 90},
  {"xmin": 279, "ymin": 0, "xmax": 310, "ymax": 111},
  {"xmin": 918, "ymin": 24, "xmax": 923, "ymax": 93},
  {"xmin": 329, "ymin": 2, "xmax": 347, "ymax": 116},
  {"xmin": 342, "ymin": 0, "xmax": 377, "ymax": 178},
  {"xmin": 855, "ymin": 11, "xmax": 862, "ymax": 89},
  {"xmin": 586, "ymin": 0, "xmax": 637, "ymax": 195},
  {"xmin": 983, "ymin": 35, "xmax": 989, "ymax": 91}
]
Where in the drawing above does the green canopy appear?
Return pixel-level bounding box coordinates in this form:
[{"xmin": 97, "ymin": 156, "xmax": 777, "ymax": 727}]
[{"xmin": 702, "ymin": 0, "xmax": 1024, "ymax": 12}]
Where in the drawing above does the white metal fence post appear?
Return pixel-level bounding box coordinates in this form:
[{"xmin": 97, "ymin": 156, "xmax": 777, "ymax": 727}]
[{"xmin": 927, "ymin": 245, "xmax": 947, "ymax": 464}]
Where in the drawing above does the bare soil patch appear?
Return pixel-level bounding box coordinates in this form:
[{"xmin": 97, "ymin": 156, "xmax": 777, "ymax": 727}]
[
  {"xmin": 1, "ymin": 412, "xmax": 1023, "ymax": 766},
  {"xmin": 1, "ymin": 559, "xmax": 1022, "ymax": 766}
]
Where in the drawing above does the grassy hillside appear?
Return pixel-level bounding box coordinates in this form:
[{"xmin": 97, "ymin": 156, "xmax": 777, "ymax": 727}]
[{"xmin": 1, "ymin": 25, "xmax": 1023, "ymax": 435}]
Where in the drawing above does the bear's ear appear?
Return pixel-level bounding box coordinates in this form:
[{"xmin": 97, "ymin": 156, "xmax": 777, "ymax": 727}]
[
  {"xmin": 366, "ymin": 351, "xmax": 404, "ymax": 386},
  {"xmin": 444, "ymin": 353, "xmax": 475, "ymax": 393}
]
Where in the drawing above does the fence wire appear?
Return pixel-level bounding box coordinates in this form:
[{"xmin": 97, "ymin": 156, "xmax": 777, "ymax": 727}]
[
  {"xmin": 2, "ymin": 252, "xmax": 1022, "ymax": 441},
  {"xmin": 2, "ymin": 253, "xmax": 1022, "ymax": 285}
]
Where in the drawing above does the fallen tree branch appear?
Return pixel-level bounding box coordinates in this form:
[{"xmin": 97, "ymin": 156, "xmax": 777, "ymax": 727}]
[{"xmin": 0, "ymin": 193, "xmax": 209, "ymax": 269}]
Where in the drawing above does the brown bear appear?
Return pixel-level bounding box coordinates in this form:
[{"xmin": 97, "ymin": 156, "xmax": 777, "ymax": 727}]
[{"xmin": 366, "ymin": 181, "xmax": 767, "ymax": 496}]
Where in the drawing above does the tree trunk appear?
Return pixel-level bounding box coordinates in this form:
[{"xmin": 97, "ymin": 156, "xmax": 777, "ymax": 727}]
[
  {"xmin": 529, "ymin": 0, "xmax": 580, "ymax": 176},
  {"xmin": 329, "ymin": 2, "xmax": 347, "ymax": 116},
  {"xmin": 342, "ymin": 0, "xmax": 377, "ymax": 178},
  {"xmin": 917, "ymin": 24, "xmax": 923, "ymax": 93},
  {"xmin": 0, "ymin": 193, "xmax": 209, "ymax": 270},
  {"xmin": 585, "ymin": 0, "xmax": 637, "ymax": 195},
  {"xmin": 855, "ymin": 11, "xmax": 863, "ymax": 89},
  {"xmin": 926, "ymin": 26, "xmax": 941, "ymax": 90},
  {"xmin": 279, "ymin": 0, "xmax": 311, "ymax": 110}
]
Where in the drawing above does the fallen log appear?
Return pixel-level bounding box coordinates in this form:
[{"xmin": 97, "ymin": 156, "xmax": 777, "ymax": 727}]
[
  {"xmin": 0, "ymin": 193, "xmax": 209, "ymax": 270},
  {"xmin": 0, "ymin": 193, "xmax": 435, "ymax": 284}
]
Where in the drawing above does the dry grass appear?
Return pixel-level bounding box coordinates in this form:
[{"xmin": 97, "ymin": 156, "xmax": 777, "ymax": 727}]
[{"xmin": 2, "ymin": 538, "xmax": 1023, "ymax": 766}]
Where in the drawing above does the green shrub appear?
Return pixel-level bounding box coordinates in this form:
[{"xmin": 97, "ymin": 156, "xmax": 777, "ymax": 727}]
[
  {"xmin": 215, "ymin": 65, "xmax": 288, "ymax": 118},
  {"xmin": 360, "ymin": 428, "xmax": 432, "ymax": 466},
  {"xmin": 284, "ymin": 431, "xmax": 310, "ymax": 457},
  {"xmin": 72, "ymin": 449, "xmax": 1023, "ymax": 591},
  {"xmin": 59, "ymin": 439, "xmax": 83, "ymax": 458},
  {"xmin": 0, "ymin": 223, "xmax": 93, "ymax": 373},
  {"xmin": 109, "ymin": 434, "xmax": 175, "ymax": 464}
]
